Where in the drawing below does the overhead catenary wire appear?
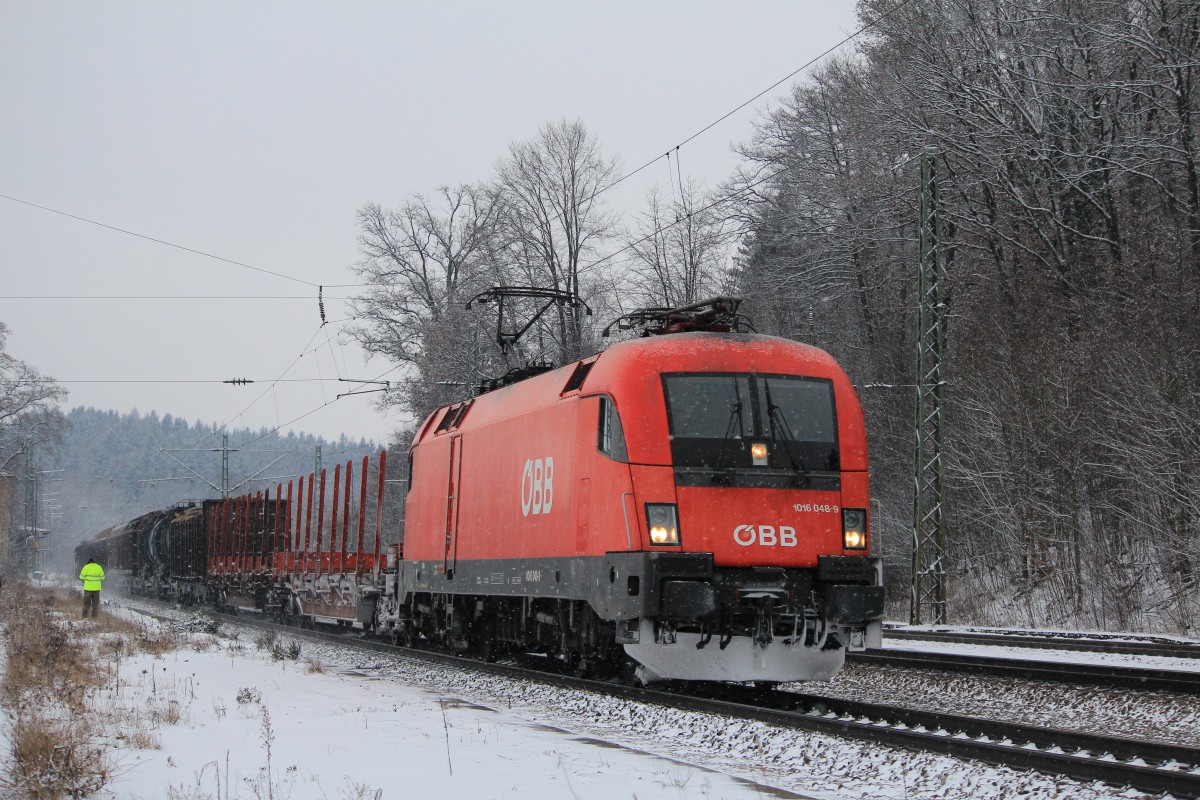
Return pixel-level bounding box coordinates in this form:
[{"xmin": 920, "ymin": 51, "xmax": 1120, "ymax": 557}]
[
  {"xmin": 0, "ymin": 193, "xmax": 321, "ymax": 288},
  {"xmin": 0, "ymin": 295, "xmax": 352, "ymax": 300},
  {"xmin": 21, "ymin": 374, "xmax": 465, "ymax": 387},
  {"xmin": 224, "ymin": 323, "xmax": 331, "ymax": 449},
  {"xmin": 581, "ymin": 159, "xmax": 794, "ymax": 274},
  {"xmin": 596, "ymin": 2, "xmax": 913, "ymax": 200},
  {"xmin": 322, "ymin": 0, "xmax": 917, "ymax": 290},
  {"xmin": 187, "ymin": 315, "xmax": 359, "ymax": 449},
  {"xmin": 9, "ymin": 5, "xmax": 915, "ymax": 462},
  {"xmin": 4, "ymin": 3, "xmax": 913, "ymax": 297},
  {"xmin": 237, "ymin": 363, "xmax": 406, "ymax": 449},
  {"xmin": 173, "ymin": 322, "xmax": 327, "ymax": 456},
  {"xmin": 20, "ymin": 378, "xmax": 362, "ymax": 384}
]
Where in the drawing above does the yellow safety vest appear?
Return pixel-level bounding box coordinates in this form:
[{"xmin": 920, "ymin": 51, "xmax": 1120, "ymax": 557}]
[{"xmin": 79, "ymin": 562, "xmax": 105, "ymax": 591}]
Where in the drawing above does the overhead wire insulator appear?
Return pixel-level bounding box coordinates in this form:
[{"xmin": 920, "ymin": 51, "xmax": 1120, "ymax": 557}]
[
  {"xmin": 223, "ymin": 378, "xmax": 254, "ymax": 386},
  {"xmin": 318, "ymin": 285, "xmax": 327, "ymax": 325}
]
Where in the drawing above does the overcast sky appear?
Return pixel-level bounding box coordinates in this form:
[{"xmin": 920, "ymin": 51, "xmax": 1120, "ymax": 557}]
[{"xmin": 1, "ymin": 1, "xmax": 859, "ymax": 445}]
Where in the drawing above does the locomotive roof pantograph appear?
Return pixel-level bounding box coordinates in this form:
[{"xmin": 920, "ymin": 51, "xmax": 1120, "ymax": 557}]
[
  {"xmin": 601, "ymin": 296, "xmax": 755, "ymax": 338},
  {"xmin": 465, "ymin": 286, "xmax": 592, "ymax": 394}
]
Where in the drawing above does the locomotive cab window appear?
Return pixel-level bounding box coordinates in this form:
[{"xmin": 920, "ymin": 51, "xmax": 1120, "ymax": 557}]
[
  {"xmin": 597, "ymin": 396, "xmax": 628, "ymax": 462},
  {"xmin": 756, "ymin": 377, "xmax": 836, "ymax": 445},
  {"xmin": 662, "ymin": 373, "xmax": 839, "ymax": 476}
]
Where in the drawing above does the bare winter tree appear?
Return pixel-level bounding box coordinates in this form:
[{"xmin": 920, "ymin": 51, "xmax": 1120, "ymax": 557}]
[
  {"xmin": 0, "ymin": 321, "xmax": 67, "ymax": 463},
  {"xmin": 0, "ymin": 321, "xmax": 67, "ymax": 578},
  {"xmin": 730, "ymin": 0, "xmax": 1200, "ymax": 633},
  {"xmin": 492, "ymin": 119, "xmax": 620, "ymax": 364},
  {"xmin": 349, "ymin": 185, "xmax": 504, "ymax": 423},
  {"xmin": 622, "ymin": 181, "xmax": 734, "ymax": 309},
  {"xmin": 729, "ymin": 56, "xmax": 913, "ymax": 360}
]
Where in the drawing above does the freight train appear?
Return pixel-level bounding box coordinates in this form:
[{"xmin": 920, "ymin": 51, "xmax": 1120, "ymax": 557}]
[{"xmin": 78, "ymin": 297, "xmax": 884, "ymax": 684}]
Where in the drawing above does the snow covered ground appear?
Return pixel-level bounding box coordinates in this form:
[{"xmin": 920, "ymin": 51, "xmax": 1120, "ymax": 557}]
[
  {"xmin": 87, "ymin": 602, "xmax": 1177, "ymax": 800},
  {"xmin": 894, "ymin": 625, "xmax": 1200, "ymax": 649},
  {"xmin": 880, "ymin": 632, "xmax": 1200, "ymax": 673},
  {"xmin": 104, "ymin": 644, "xmax": 777, "ymax": 799},
  {"xmin": 808, "ymin": 660, "xmax": 1200, "ymax": 750}
]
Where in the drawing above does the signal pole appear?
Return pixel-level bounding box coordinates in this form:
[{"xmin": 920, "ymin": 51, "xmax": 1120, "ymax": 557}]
[
  {"xmin": 157, "ymin": 434, "xmax": 290, "ymax": 498},
  {"xmin": 221, "ymin": 433, "xmax": 230, "ymax": 498},
  {"xmin": 911, "ymin": 146, "xmax": 948, "ymax": 625}
]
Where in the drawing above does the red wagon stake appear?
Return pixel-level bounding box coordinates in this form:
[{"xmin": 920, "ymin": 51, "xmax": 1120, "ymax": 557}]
[
  {"xmin": 330, "ymin": 464, "xmax": 341, "ymax": 576},
  {"xmin": 292, "ymin": 476, "xmax": 303, "ymax": 570},
  {"xmin": 341, "ymin": 459, "xmax": 352, "ymax": 577},
  {"xmin": 356, "ymin": 455, "xmax": 368, "ymax": 578},
  {"xmin": 219, "ymin": 498, "xmax": 229, "ymax": 576},
  {"xmin": 315, "ymin": 468, "xmax": 327, "ymax": 577},
  {"xmin": 373, "ymin": 450, "xmax": 386, "ymax": 580},
  {"xmin": 303, "ymin": 472, "xmax": 314, "ymax": 573},
  {"xmin": 271, "ymin": 482, "xmax": 279, "ymax": 575}
]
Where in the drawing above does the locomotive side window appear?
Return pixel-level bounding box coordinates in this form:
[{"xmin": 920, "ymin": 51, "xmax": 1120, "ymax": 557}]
[{"xmin": 598, "ymin": 396, "xmax": 629, "ymax": 462}]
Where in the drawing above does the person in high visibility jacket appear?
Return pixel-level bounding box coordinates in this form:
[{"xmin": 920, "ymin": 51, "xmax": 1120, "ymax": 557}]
[{"xmin": 79, "ymin": 558, "xmax": 105, "ymax": 618}]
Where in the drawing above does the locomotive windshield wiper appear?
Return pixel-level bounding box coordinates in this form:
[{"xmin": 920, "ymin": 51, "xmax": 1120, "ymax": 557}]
[
  {"xmin": 711, "ymin": 401, "xmax": 743, "ymax": 484},
  {"xmin": 764, "ymin": 384, "xmax": 810, "ymax": 487}
]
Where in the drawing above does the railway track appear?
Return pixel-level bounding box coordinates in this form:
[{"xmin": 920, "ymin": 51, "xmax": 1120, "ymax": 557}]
[
  {"xmin": 849, "ymin": 648, "xmax": 1200, "ymax": 694},
  {"xmin": 158, "ymin": 606, "xmax": 1200, "ymax": 798},
  {"xmin": 883, "ymin": 627, "xmax": 1200, "ymax": 660}
]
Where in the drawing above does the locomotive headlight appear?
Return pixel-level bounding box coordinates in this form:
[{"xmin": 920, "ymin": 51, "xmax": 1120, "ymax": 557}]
[
  {"xmin": 646, "ymin": 503, "xmax": 680, "ymax": 546},
  {"xmin": 843, "ymin": 508, "xmax": 868, "ymax": 550},
  {"xmin": 750, "ymin": 442, "xmax": 769, "ymax": 466}
]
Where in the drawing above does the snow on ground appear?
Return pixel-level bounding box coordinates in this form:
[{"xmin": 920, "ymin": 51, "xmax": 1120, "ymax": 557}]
[
  {"xmin": 880, "ymin": 634, "xmax": 1200, "ymax": 673},
  {"xmin": 804, "ymin": 661, "xmax": 1200, "ymax": 749},
  {"xmin": 95, "ymin": 602, "xmax": 1163, "ymax": 800},
  {"xmin": 895, "ymin": 625, "xmax": 1200, "ymax": 649},
  {"xmin": 102, "ymin": 625, "xmax": 783, "ymax": 799},
  {"xmin": 804, "ymin": 629, "xmax": 1200, "ymax": 747}
]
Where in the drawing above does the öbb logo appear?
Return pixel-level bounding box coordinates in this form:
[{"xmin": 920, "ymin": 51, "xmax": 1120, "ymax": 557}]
[
  {"xmin": 733, "ymin": 524, "xmax": 798, "ymax": 547},
  {"xmin": 521, "ymin": 457, "xmax": 554, "ymax": 516}
]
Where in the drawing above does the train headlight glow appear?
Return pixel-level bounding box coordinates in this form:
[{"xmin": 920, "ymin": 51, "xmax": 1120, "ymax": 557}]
[
  {"xmin": 646, "ymin": 503, "xmax": 680, "ymax": 546},
  {"xmin": 750, "ymin": 442, "xmax": 769, "ymax": 465},
  {"xmin": 843, "ymin": 508, "xmax": 868, "ymax": 550}
]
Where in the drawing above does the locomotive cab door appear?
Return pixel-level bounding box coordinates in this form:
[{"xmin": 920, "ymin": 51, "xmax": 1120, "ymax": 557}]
[{"xmin": 443, "ymin": 435, "xmax": 463, "ymax": 579}]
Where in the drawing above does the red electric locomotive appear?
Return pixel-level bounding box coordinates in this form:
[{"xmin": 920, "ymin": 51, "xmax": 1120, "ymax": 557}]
[{"xmin": 397, "ymin": 298, "xmax": 884, "ymax": 683}]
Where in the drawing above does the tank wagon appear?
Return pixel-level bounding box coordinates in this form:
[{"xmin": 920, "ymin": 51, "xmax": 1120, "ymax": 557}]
[{"xmin": 75, "ymin": 506, "xmax": 205, "ymax": 599}]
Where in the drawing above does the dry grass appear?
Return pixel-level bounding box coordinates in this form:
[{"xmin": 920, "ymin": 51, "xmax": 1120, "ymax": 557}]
[
  {"xmin": 1, "ymin": 584, "xmax": 115, "ymax": 797},
  {"xmin": 4, "ymin": 712, "xmax": 113, "ymax": 798},
  {"xmin": 0, "ymin": 583, "xmax": 187, "ymax": 798},
  {"xmin": 115, "ymin": 715, "xmax": 161, "ymax": 751}
]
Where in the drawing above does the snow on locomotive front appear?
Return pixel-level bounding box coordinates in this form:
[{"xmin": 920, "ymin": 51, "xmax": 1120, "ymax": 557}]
[{"xmin": 400, "ymin": 327, "xmax": 884, "ymax": 683}]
